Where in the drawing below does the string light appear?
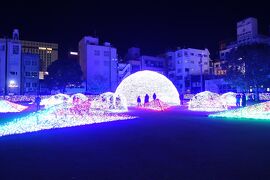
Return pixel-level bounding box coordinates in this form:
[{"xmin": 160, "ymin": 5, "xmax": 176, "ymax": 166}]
[
  {"xmin": 188, "ymin": 91, "xmax": 227, "ymax": 112},
  {"xmin": 91, "ymin": 92, "xmax": 128, "ymax": 112},
  {"xmin": 0, "ymin": 100, "xmax": 27, "ymax": 112},
  {"xmin": 137, "ymin": 99, "xmax": 170, "ymax": 111},
  {"xmin": 115, "ymin": 70, "xmax": 180, "ymax": 106},
  {"xmin": 0, "ymin": 99, "xmax": 135, "ymax": 137},
  {"xmin": 220, "ymin": 92, "xmax": 238, "ymax": 107},
  {"xmin": 209, "ymin": 101, "xmax": 270, "ymax": 120}
]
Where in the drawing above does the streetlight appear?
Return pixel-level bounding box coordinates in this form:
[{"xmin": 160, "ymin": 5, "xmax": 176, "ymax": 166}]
[{"xmin": 199, "ymin": 53, "xmax": 203, "ymax": 92}]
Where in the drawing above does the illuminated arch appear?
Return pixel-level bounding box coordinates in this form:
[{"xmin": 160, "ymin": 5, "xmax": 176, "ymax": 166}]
[{"xmin": 115, "ymin": 70, "xmax": 180, "ymax": 106}]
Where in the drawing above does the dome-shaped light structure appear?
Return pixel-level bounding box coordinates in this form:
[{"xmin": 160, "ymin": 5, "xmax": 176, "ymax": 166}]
[
  {"xmin": 188, "ymin": 91, "xmax": 227, "ymax": 112},
  {"xmin": 91, "ymin": 92, "xmax": 128, "ymax": 112},
  {"xmin": 41, "ymin": 93, "xmax": 71, "ymax": 108},
  {"xmin": 70, "ymin": 93, "xmax": 88, "ymax": 104},
  {"xmin": 115, "ymin": 70, "xmax": 180, "ymax": 106},
  {"xmin": 220, "ymin": 92, "xmax": 238, "ymax": 107}
]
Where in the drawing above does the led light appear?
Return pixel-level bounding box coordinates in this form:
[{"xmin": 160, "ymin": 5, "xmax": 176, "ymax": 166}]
[
  {"xmin": 38, "ymin": 47, "xmax": 46, "ymax": 50},
  {"xmin": 0, "ymin": 100, "xmax": 27, "ymax": 113},
  {"xmin": 188, "ymin": 91, "xmax": 227, "ymax": 112},
  {"xmin": 91, "ymin": 92, "xmax": 128, "ymax": 112},
  {"xmin": 209, "ymin": 101, "xmax": 270, "ymax": 120},
  {"xmin": 40, "ymin": 93, "xmax": 71, "ymax": 108},
  {"xmin": 0, "ymin": 98, "xmax": 135, "ymax": 137},
  {"xmin": 137, "ymin": 99, "xmax": 170, "ymax": 111},
  {"xmin": 115, "ymin": 70, "xmax": 180, "ymax": 106},
  {"xmin": 220, "ymin": 92, "xmax": 238, "ymax": 107},
  {"xmin": 70, "ymin": 51, "xmax": 78, "ymax": 55}
]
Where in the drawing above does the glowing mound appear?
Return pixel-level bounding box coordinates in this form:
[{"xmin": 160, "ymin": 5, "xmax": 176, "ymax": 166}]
[
  {"xmin": 115, "ymin": 70, "xmax": 180, "ymax": 106},
  {"xmin": 0, "ymin": 100, "xmax": 27, "ymax": 113},
  {"xmin": 70, "ymin": 93, "xmax": 88, "ymax": 104},
  {"xmin": 0, "ymin": 101, "xmax": 135, "ymax": 137},
  {"xmin": 41, "ymin": 93, "xmax": 71, "ymax": 108},
  {"xmin": 188, "ymin": 91, "xmax": 227, "ymax": 112},
  {"xmin": 139, "ymin": 99, "xmax": 170, "ymax": 111},
  {"xmin": 91, "ymin": 92, "xmax": 128, "ymax": 112},
  {"xmin": 220, "ymin": 92, "xmax": 237, "ymax": 107},
  {"xmin": 209, "ymin": 101, "xmax": 270, "ymax": 120}
]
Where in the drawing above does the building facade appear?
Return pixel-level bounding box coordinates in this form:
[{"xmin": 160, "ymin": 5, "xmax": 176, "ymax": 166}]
[
  {"xmin": 220, "ymin": 17, "xmax": 270, "ymax": 60},
  {"xmin": 167, "ymin": 48, "xmax": 211, "ymax": 93},
  {"xmin": 79, "ymin": 36, "xmax": 118, "ymax": 94},
  {"xmin": 0, "ymin": 31, "xmax": 22, "ymax": 95},
  {"xmin": 126, "ymin": 47, "xmax": 167, "ymax": 75},
  {"xmin": 21, "ymin": 53, "xmax": 40, "ymax": 95},
  {"xmin": 21, "ymin": 39, "xmax": 58, "ymax": 79}
]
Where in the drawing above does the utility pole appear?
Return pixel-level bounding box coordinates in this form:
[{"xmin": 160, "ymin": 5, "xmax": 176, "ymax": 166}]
[{"xmin": 199, "ymin": 53, "xmax": 203, "ymax": 92}]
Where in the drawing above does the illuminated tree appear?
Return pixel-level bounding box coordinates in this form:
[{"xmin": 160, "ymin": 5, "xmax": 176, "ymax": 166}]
[{"xmin": 224, "ymin": 43, "xmax": 270, "ymax": 101}]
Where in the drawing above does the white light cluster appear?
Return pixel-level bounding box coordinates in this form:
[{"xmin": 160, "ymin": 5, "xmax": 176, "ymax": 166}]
[
  {"xmin": 91, "ymin": 92, "xmax": 128, "ymax": 112},
  {"xmin": 188, "ymin": 91, "xmax": 227, "ymax": 112},
  {"xmin": 40, "ymin": 93, "xmax": 71, "ymax": 108},
  {"xmin": 138, "ymin": 99, "xmax": 170, "ymax": 111},
  {"xmin": 209, "ymin": 101, "xmax": 270, "ymax": 120},
  {"xmin": 0, "ymin": 101, "xmax": 135, "ymax": 137},
  {"xmin": 115, "ymin": 70, "xmax": 180, "ymax": 106},
  {"xmin": 0, "ymin": 100, "xmax": 27, "ymax": 113},
  {"xmin": 220, "ymin": 92, "xmax": 238, "ymax": 107}
]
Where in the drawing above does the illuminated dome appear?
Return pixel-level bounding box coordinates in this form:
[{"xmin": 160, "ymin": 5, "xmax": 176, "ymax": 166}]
[
  {"xmin": 70, "ymin": 93, "xmax": 88, "ymax": 104},
  {"xmin": 0, "ymin": 100, "xmax": 27, "ymax": 113},
  {"xmin": 220, "ymin": 92, "xmax": 238, "ymax": 107},
  {"xmin": 188, "ymin": 91, "xmax": 227, "ymax": 112},
  {"xmin": 41, "ymin": 93, "xmax": 71, "ymax": 108},
  {"xmin": 115, "ymin": 70, "xmax": 180, "ymax": 106},
  {"xmin": 91, "ymin": 92, "xmax": 128, "ymax": 112}
]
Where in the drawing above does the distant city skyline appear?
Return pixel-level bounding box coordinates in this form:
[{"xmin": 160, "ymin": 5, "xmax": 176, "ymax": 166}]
[{"xmin": 1, "ymin": 1, "xmax": 269, "ymax": 58}]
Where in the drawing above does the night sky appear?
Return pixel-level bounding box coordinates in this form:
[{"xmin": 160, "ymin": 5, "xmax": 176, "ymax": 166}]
[{"xmin": 0, "ymin": 0, "xmax": 269, "ymax": 59}]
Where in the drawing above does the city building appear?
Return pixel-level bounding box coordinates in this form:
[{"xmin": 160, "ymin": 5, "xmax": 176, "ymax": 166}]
[
  {"xmin": 118, "ymin": 63, "xmax": 131, "ymax": 83},
  {"xmin": 167, "ymin": 48, "xmax": 211, "ymax": 93},
  {"xmin": 21, "ymin": 53, "xmax": 40, "ymax": 95},
  {"xmin": 126, "ymin": 47, "xmax": 167, "ymax": 75},
  {"xmin": 0, "ymin": 30, "xmax": 22, "ymax": 95},
  {"xmin": 220, "ymin": 17, "xmax": 270, "ymax": 60},
  {"xmin": 79, "ymin": 36, "xmax": 118, "ymax": 94},
  {"xmin": 21, "ymin": 37, "xmax": 58, "ymax": 79},
  {"xmin": 213, "ymin": 59, "xmax": 227, "ymax": 76}
]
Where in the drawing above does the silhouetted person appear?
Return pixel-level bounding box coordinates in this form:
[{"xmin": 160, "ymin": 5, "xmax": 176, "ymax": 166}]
[
  {"xmin": 137, "ymin": 96, "xmax": 141, "ymax": 107},
  {"xmin": 180, "ymin": 93, "xmax": 184, "ymax": 105},
  {"xmin": 144, "ymin": 94, "xmax": 149, "ymax": 106},
  {"xmin": 241, "ymin": 93, "xmax": 246, "ymax": 107},
  {"xmin": 153, "ymin": 93, "xmax": 157, "ymax": 100},
  {"xmin": 35, "ymin": 96, "xmax": 41, "ymax": 111},
  {"xmin": 236, "ymin": 93, "xmax": 241, "ymax": 107}
]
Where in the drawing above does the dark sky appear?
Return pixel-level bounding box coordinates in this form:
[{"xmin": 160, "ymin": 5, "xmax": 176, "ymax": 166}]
[{"xmin": 0, "ymin": 0, "xmax": 269, "ymax": 59}]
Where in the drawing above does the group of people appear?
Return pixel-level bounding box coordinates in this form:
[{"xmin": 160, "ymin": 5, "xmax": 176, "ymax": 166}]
[
  {"xmin": 137, "ymin": 93, "xmax": 157, "ymax": 107},
  {"xmin": 236, "ymin": 93, "xmax": 246, "ymax": 107}
]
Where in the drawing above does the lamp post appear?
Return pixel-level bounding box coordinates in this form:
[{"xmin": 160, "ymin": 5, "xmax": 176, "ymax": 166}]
[{"xmin": 199, "ymin": 53, "xmax": 203, "ymax": 92}]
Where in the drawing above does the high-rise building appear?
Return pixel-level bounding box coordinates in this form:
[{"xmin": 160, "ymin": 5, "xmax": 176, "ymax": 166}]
[
  {"xmin": 79, "ymin": 36, "xmax": 118, "ymax": 94},
  {"xmin": 21, "ymin": 39, "xmax": 58, "ymax": 79},
  {"xmin": 0, "ymin": 30, "xmax": 22, "ymax": 95},
  {"xmin": 220, "ymin": 17, "xmax": 270, "ymax": 60}
]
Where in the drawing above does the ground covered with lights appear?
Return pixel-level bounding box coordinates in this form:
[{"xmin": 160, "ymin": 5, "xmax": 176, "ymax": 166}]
[{"xmin": 1, "ymin": 106, "xmax": 270, "ymax": 180}]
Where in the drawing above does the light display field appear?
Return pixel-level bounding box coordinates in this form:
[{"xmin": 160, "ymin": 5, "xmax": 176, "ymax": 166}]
[{"xmin": 0, "ymin": 93, "xmax": 135, "ymax": 137}]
